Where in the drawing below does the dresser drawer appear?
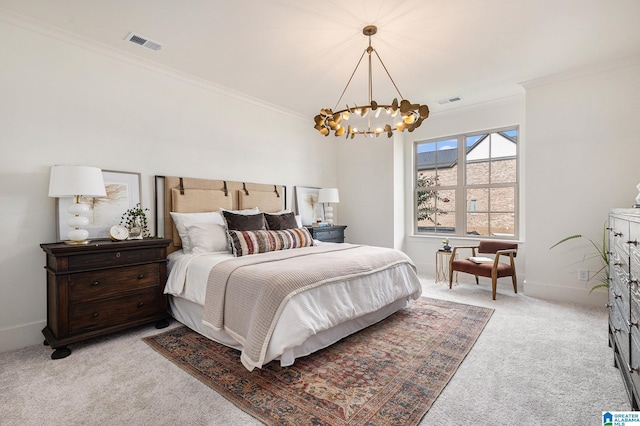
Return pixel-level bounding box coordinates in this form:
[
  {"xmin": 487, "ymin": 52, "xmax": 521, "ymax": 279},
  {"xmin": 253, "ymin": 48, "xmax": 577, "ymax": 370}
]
[
  {"xmin": 630, "ymin": 329, "xmax": 640, "ymax": 393},
  {"xmin": 68, "ymin": 247, "xmax": 163, "ymax": 271},
  {"xmin": 69, "ymin": 290, "xmax": 162, "ymax": 334},
  {"xmin": 612, "ymin": 303, "xmax": 630, "ymax": 364},
  {"xmin": 69, "ymin": 264, "xmax": 160, "ymax": 303}
]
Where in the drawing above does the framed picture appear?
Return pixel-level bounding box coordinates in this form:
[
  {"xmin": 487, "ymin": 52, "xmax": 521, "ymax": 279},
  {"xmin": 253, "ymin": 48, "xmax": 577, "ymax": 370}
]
[
  {"xmin": 56, "ymin": 170, "xmax": 142, "ymax": 240},
  {"xmin": 295, "ymin": 186, "xmax": 324, "ymax": 226}
]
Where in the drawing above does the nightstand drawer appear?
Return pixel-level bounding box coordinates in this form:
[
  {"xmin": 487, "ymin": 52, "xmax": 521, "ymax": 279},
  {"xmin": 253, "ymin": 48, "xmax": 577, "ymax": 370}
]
[
  {"xmin": 315, "ymin": 229, "xmax": 342, "ymax": 241},
  {"xmin": 68, "ymin": 248, "xmax": 163, "ymax": 271},
  {"xmin": 69, "ymin": 290, "xmax": 162, "ymax": 334},
  {"xmin": 69, "ymin": 264, "xmax": 160, "ymax": 303},
  {"xmin": 306, "ymin": 225, "xmax": 347, "ymax": 243}
]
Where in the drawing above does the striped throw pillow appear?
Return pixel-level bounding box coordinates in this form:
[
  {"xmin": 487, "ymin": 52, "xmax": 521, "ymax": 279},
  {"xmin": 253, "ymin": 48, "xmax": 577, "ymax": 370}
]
[{"xmin": 227, "ymin": 228, "xmax": 314, "ymax": 257}]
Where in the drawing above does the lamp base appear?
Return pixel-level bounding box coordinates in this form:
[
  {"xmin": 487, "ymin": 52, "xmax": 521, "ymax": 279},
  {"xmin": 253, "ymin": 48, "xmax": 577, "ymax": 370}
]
[
  {"xmin": 66, "ymin": 199, "xmax": 91, "ymax": 245},
  {"xmin": 325, "ymin": 205, "xmax": 334, "ymax": 226}
]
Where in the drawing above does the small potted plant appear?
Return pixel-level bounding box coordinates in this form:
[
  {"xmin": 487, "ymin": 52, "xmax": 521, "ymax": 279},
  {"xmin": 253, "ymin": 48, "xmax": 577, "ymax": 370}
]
[
  {"xmin": 442, "ymin": 238, "xmax": 451, "ymax": 252},
  {"xmin": 120, "ymin": 203, "xmax": 150, "ymax": 239}
]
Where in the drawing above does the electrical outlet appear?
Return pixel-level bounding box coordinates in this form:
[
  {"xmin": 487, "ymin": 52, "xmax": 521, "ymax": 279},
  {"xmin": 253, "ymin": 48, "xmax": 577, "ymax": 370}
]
[{"xmin": 578, "ymin": 269, "xmax": 589, "ymax": 281}]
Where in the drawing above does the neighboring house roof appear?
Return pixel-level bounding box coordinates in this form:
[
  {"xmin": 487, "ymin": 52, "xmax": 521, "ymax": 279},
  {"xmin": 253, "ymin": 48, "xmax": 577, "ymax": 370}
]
[
  {"xmin": 416, "ymin": 148, "xmax": 457, "ymax": 171},
  {"xmin": 417, "ymin": 132, "xmax": 516, "ymax": 171}
]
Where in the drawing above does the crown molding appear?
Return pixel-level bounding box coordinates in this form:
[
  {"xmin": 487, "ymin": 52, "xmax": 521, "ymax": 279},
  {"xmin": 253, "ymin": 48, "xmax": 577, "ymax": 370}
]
[
  {"xmin": 429, "ymin": 93, "xmax": 524, "ymax": 118},
  {"xmin": 0, "ymin": 8, "xmax": 307, "ymax": 121}
]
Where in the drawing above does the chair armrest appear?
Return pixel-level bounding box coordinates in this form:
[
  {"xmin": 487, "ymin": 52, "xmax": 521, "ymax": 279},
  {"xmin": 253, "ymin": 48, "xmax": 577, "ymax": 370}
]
[
  {"xmin": 450, "ymin": 245, "xmax": 479, "ymax": 262},
  {"xmin": 495, "ymin": 249, "xmax": 517, "ymax": 268}
]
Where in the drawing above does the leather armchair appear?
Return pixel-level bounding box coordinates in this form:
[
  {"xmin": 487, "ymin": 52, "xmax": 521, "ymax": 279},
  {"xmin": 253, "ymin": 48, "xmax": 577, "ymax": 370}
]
[{"xmin": 449, "ymin": 241, "xmax": 518, "ymax": 300}]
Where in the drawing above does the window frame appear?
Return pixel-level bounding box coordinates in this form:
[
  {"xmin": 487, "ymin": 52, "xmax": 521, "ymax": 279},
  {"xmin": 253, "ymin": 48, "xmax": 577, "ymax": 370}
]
[{"xmin": 413, "ymin": 125, "xmax": 519, "ymax": 240}]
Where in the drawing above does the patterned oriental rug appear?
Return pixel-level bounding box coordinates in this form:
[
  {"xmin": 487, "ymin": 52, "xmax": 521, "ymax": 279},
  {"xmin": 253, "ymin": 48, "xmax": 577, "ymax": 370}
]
[{"xmin": 144, "ymin": 297, "xmax": 493, "ymax": 425}]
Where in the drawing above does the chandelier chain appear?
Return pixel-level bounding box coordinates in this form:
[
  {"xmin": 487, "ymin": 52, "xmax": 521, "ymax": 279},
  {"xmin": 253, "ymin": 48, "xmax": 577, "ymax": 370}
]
[
  {"xmin": 333, "ymin": 50, "xmax": 367, "ymax": 112},
  {"xmin": 373, "ymin": 49, "xmax": 404, "ymax": 100}
]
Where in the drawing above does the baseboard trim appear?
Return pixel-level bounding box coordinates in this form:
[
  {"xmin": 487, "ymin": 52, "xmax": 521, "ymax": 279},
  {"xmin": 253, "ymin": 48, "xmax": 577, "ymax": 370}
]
[
  {"xmin": 0, "ymin": 320, "xmax": 46, "ymax": 353},
  {"xmin": 523, "ymin": 280, "xmax": 608, "ymax": 307}
]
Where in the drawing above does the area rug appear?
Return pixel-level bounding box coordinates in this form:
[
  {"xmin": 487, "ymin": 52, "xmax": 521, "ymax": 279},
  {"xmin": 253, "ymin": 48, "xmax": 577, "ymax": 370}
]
[{"xmin": 144, "ymin": 297, "xmax": 493, "ymax": 425}]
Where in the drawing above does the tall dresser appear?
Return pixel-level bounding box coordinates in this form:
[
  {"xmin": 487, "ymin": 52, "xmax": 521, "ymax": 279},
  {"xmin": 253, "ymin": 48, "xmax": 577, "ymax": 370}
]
[{"xmin": 608, "ymin": 209, "xmax": 640, "ymax": 409}]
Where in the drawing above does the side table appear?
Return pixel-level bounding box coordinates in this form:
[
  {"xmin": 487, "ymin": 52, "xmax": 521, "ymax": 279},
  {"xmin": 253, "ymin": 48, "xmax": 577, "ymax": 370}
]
[{"xmin": 435, "ymin": 250, "xmax": 457, "ymax": 284}]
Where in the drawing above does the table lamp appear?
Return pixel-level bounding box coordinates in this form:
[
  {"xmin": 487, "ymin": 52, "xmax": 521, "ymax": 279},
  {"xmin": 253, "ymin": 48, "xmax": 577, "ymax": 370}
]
[
  {"xmin": 318, "ymin": 188, "xmax": 340, "ymax": 226},
  {"xmin": 48, "ymin": 165, "xmax": 106, "ymax": 244}
]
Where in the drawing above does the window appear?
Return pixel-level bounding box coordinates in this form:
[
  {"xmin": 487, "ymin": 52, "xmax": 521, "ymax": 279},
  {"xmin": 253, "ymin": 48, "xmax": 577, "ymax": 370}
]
[{"xmin": 414, "ymin": 127, "xmax": 518, "ymax": 239}]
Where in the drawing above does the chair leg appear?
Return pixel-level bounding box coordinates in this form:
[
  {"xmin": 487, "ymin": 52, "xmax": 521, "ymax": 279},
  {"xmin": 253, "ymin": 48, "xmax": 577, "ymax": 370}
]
[
  {"xmin": 449, "ymin": 269, "xmax": 453, "ymax": 289},
  {"xmin": 492, "ymin": 277, "xmax": 497, "ymax": 300},
  {"xmin": 512, "ymin": 274, "xmax": 518, "ymax": 294},
  {"xmin": 475, "ymin": 275, "xmax": 479, "ymax": 285}
]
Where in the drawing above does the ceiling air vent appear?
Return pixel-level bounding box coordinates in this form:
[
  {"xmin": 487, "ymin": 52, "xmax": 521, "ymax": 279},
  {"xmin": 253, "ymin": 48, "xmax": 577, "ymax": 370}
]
[
  {"xmin": 125, "ymin": 32, "xmax": 163, "ymax": 51},
  {"xmin": 437, "ymin": 96, "xmax": 462, "ymax": 105}
]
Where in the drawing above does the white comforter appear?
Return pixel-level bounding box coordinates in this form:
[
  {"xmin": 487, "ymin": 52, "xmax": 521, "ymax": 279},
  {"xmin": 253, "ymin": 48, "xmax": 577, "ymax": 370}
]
[{"xmin": 164, "ymin": 244, "xmax": 422, "ymax": 367}]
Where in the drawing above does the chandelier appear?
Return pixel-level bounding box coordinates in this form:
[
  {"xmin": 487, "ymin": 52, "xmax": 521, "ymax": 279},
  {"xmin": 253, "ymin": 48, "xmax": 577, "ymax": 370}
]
[{"xmin": 314, "ymin": 25, "xmax": 429, "ymax": 139}]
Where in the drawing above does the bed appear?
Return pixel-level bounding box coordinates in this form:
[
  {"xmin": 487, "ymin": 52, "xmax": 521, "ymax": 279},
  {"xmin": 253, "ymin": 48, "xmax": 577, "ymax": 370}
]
[{"xmin": 156, "ymin": 176, "xmax": 422, "ymax": 371}]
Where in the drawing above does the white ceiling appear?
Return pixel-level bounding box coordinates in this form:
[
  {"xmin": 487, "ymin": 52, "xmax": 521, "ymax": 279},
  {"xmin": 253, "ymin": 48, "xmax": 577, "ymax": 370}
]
[{"xmin": 2, "ymin": 0, "xmax": 640, "ymax": 119}]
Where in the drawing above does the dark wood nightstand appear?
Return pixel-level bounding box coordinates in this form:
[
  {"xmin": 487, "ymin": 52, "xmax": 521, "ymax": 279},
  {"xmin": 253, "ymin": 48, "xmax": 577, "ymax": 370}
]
[
  {"xmin": 40, "ymin": 238, "xmax": 171, "ymax": 359},
  {"xmin": 305, "ymin": 225, "xmax": 347, "ymax": 243}
]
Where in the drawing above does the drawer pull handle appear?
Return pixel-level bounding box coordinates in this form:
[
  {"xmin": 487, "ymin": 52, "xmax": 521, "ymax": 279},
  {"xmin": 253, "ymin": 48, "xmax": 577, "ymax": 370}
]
[
  {"xmin": 627, "ymin": 239, "xmax": 639, "ymax": 246},
  {"xmin": 629, "ymin": 279, "xmax": 639, "ymax": 286},
  {"xmin": 614, "ymin": 262, "xmax": 623, "ymax": 267},
  {"xmin": 614, "ymin": 327, "xmax": 621, "ymax": 333},
  {"xmin": 116, "ymin": 252, "xmax": 121, "ymax": 258},
  {"xmin": 138, "ymin": 302, "xmax": 145, "ymax": 308},
  {"xmin": 137, "ymin": 274, "xmax": 145, "ymax": 280},
  {"xmin": 91, "ymin": 281, "xmax": 100, "ymax": 286},
  {"xmin": 629, "ymin": 364, "xmax": 640, "ymax": 374},
  {"xmin": 614, "ymin": 232, "xmax": 623, "ymax": 237},
  {"xmin": 628, "ymin": 320, "xmax": 638, "ymax": 328},
  {"xmin": 605, "ymin": 303, "xmax": 612, "ymax": 308},
  {"xmin": 614, "ymin": 293, "xmax": 622, "ymax": 299},
  {"xmin": 92, "ymin": 312, "xmax": 99, "ymax": 318}
]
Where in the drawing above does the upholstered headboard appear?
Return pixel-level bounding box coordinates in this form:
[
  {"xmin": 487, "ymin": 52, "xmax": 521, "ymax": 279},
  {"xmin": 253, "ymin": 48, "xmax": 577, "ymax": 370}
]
[{"xmin": 155, "ymin": 176, "xmax": 286, "ymax": 254}]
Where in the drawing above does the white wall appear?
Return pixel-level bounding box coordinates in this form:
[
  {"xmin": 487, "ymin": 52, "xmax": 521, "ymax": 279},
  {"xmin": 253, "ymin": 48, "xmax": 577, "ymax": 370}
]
[
  {"xmin": 336, "ymin": 137, "xmax": 396, "ymax": 247},
  {"xmin": 524, "ymin": 58, "xmax": 640, "ymax": 306},
  {"xmin": 0, "ymin": 17, "xmax": 336, "ymax": 352}
]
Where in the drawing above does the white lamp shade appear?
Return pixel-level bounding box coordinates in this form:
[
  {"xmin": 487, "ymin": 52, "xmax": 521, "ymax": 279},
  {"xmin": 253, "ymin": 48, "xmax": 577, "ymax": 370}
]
[
  {"xmin": 48, "ymin": 165, "xmax": 107, "ymax": 198},
  {"xmin": 318, "ymin": 188, "xmax": 340, "ymax": 204}
]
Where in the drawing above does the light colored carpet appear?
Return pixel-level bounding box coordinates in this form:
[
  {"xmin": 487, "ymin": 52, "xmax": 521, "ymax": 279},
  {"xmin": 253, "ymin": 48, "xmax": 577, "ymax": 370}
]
[{"xmin": 0, "ymin": 277, "xmax": 630, "ymax": 425}]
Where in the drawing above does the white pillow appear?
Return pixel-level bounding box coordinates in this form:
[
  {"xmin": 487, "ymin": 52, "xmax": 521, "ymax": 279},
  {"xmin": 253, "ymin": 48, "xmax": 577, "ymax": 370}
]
[
  {"xmin": 219, "ymin": 207, "xmax": 260, "ymax": 215},
  {"xmin": 187, "ymin": 222, "xmax": 229, "ymax": 254},
  {"xmin": 170, "ymin": 211, "xmax": 225, "ymax": 253}
]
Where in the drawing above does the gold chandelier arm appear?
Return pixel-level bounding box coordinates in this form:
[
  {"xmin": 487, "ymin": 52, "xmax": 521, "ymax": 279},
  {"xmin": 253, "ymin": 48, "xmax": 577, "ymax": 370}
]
[
  {"xmin": 373, "ymin": 49, "xmax": 404, "ymax": 100},
  {"xmin": 333, "ymin": 49, "xmax": 367, "ymax": 111}
]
